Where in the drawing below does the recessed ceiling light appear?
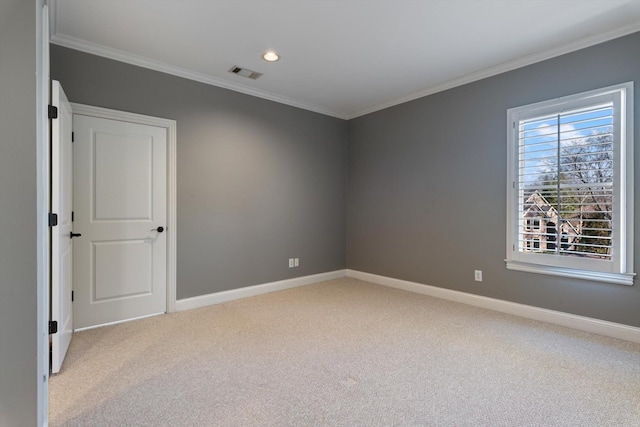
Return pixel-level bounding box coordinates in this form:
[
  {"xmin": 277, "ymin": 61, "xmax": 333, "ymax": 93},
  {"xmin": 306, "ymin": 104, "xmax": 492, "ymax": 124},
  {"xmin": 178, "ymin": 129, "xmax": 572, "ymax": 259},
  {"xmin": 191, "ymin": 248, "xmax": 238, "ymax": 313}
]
[{"xmin": 262, "ymin": 51, "xmax": 280, "ymax": 62}]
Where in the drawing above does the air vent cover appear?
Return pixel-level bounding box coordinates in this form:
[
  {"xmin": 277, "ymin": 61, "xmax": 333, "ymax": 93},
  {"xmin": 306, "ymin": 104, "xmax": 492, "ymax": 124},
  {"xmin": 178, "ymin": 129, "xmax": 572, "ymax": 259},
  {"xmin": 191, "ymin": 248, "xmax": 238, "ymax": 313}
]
[{"xmin": 228, "ymin": 66, "xmax": 263, "ymax": 80}]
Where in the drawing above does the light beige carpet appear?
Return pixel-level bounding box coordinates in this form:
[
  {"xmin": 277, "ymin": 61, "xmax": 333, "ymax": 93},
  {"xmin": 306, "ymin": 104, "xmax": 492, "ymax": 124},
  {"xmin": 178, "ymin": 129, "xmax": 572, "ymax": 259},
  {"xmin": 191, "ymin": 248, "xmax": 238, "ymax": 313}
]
[{"xmin": 50, "ymin": 278, "xmax": 640, "ymax": 426}]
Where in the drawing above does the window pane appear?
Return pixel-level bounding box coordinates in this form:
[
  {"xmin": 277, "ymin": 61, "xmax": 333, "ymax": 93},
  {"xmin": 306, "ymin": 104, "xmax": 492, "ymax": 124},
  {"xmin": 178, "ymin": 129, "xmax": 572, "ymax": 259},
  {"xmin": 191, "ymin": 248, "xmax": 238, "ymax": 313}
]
[{"xmin": 518, "ymin": 104, "xmax": 614, "ymax": 260}]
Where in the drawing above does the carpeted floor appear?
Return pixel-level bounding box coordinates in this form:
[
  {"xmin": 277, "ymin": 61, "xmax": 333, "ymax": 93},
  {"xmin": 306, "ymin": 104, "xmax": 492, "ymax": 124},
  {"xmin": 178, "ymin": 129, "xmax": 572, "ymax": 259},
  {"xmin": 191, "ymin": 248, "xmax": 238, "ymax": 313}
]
[{"xmin": 49, "ymin": 278, "xmax": 640, "ymax": 426}]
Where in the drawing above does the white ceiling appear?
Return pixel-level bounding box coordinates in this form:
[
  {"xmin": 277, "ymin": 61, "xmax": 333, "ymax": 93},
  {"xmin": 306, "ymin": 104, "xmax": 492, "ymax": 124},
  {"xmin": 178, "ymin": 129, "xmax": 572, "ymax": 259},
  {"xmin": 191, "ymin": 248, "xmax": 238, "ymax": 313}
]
[{"xmin": 50, "ymin": 0, "xmax": 640, "ymax": 119}]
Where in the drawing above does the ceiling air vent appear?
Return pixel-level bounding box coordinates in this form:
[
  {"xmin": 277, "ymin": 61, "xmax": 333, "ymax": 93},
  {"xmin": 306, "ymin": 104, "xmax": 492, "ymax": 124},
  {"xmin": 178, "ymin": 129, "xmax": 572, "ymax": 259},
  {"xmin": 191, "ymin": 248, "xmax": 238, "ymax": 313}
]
[{"xmin": 228, "ymin": 66, "xmax": 263, "ymax": 80}]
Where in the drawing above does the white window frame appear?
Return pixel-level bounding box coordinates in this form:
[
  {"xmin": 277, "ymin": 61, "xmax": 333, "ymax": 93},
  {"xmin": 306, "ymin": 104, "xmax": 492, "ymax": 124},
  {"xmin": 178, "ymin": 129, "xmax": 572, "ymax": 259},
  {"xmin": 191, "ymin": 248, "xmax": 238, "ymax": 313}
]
[{"xmin": 506, "ymin": 82, "xmax": 635, "ymax": 286}]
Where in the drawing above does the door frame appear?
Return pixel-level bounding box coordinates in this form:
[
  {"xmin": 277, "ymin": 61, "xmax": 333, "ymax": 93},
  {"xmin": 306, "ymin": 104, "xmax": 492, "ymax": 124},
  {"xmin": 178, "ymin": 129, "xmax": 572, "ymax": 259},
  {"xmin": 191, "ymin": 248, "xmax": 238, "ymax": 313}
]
[
  {"xmin": 37, "ymin": 3, "xmax": 50, "ymax": 425},
  {"xmin": 71, "ymin": 103, "xmax": 178, "ymax": 314}
]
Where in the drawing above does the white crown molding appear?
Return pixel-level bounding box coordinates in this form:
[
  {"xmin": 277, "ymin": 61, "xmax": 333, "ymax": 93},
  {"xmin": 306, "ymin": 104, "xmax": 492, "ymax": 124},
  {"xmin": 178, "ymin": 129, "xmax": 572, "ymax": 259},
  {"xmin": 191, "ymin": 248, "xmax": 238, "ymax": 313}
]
[
  {"xmin": 49, "ymin": 0, "xmax": 640, "ymax": 121},
  {"xmin": 50, "ymin": 32, "xmax": 348, "ymax": 120},
  {"xmin": 347, "ymin": 21, "xmax": 640, "ymax": 119},
  {"xmin": 346, "ymin": 270, "xmax": 640, "ymax": 344}
]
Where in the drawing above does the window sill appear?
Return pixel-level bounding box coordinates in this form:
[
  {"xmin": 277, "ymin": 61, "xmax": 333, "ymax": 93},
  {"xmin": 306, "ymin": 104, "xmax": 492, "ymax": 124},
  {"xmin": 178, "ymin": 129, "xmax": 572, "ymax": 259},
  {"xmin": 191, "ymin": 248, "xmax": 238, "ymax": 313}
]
[{"xmin": 505, "ymin": 260, "xmax": 635, "ymax": 286}]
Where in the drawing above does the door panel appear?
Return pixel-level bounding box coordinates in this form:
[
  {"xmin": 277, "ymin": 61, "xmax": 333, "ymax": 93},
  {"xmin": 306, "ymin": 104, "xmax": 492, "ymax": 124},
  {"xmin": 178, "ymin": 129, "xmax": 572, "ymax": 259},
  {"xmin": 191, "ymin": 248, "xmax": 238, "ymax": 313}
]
[
  {"xmin": 73, "ymin": 115, "xmax": 167, "ymax": 330},
  {"xmin": 94, "ymin": 132, "xmax": 153, "ymax": 220},
  {"xmin": 51, "ymin": 81, "xmax": 73, "ymax": 374},
  {"xmin": 93, "ymin": 240, "xmax": 152, "ymax": 300}
]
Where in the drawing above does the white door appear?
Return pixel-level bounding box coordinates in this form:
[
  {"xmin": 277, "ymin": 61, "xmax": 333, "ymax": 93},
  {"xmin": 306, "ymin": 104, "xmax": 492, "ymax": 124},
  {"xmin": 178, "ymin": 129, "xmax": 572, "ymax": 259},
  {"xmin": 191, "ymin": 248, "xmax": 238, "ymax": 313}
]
[
  {"xmin": 73, "ymin": 115, "xmax": 167, "ymax": 330},
  {"xmin": 51, "ymin": 81, "xmax": 74, "ymax": 374}
]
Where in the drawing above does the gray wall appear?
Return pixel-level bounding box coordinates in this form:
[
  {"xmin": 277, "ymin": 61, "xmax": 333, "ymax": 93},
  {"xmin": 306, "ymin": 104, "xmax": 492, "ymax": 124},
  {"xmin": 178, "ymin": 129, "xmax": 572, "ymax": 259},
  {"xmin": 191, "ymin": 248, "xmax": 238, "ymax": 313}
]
[
  {"xmin": 0, "ymin": 0, "xmax": 39, "ymax": 425},
  {"xmin": 51, "ymin": 31, "xmax": 640, "ymax": 326},
  {"xmin": 348, "ymin": 31, "xmax": 640, "ymax": 327},
  {"xmin": 51, "ymin": 46, "xmax": 347, "ymax": 299}
]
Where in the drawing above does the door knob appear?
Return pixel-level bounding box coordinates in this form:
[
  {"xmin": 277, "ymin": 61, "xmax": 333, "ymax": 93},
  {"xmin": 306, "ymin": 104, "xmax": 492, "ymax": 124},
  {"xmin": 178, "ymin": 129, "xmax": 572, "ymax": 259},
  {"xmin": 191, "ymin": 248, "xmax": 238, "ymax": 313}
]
[
  {"xmin": 151, "ymin": 226, "xmax": 164, "ymax": 233},
  {"xmin": 70, "ymin": 232, "xmax": 82, "ymax": 239}
]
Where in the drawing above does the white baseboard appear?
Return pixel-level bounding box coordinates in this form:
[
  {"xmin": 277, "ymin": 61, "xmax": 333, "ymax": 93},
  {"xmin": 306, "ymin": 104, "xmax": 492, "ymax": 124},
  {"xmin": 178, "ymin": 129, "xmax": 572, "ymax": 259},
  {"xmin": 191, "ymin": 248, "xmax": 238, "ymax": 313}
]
[
  {"xmin": 74, "ymin": 312, "xmax": 164, "ymax": 332},
  {"xmin": 346, "ymin": 269, "xmax": 640, "ymax": 344},
  {"xmin": 175, "ymin": 270, "xmax": 347, "ymax": 312},
  {"xmin": 173, "ymin": 268, "xmax": 640, "ymax": 344}
]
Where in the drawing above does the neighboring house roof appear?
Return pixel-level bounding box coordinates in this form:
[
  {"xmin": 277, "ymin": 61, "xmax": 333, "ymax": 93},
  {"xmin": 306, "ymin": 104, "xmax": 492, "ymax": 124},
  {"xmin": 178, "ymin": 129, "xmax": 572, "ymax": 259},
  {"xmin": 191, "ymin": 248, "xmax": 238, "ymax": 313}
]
[{"xmin": 523, "ymin": 190, "xmax": 580, "ymax": 235}]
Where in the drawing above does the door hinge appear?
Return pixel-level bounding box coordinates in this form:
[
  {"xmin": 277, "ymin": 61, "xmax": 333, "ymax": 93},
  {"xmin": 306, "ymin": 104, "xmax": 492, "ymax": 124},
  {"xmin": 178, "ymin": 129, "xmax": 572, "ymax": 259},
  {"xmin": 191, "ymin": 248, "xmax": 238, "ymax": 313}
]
[
  {"xmin": 71, "ymin": 291, "xmax": 74, "ymax": 302},
  {"xmin": 48, "ymin": 105, "xmax": 58, "ymax": 119},
  {"xmin": 49, "ymin": 320, "xmax": 58, "ymax": 335},
  {"xmin": 49, "ymin": 213, "xmax": 58, "ymax": 227},
  {"xmin": 72, "ymin": 131, "xmax": 74, "ymax": 142},
  {"xmin": 71, "ymin": 211, "xmax": 74, "ymax": 222}
]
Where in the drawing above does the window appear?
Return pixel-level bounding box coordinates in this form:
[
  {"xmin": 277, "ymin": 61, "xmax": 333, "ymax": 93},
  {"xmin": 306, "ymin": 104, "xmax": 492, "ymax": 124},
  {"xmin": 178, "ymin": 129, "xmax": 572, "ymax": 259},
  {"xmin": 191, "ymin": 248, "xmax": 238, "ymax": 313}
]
[
  {"xmin": 525, "ymin": 218, "xmax": 540, "ymax": 231},
  {"xmin": 506, "ymin": 83, "xmax": 634, "ymax": 285}
]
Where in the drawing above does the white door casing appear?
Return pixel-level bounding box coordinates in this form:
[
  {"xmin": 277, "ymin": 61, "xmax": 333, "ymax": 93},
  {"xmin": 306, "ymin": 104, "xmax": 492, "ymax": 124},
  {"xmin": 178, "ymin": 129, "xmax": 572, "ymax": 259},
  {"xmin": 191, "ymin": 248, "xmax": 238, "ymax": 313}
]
[
  {"xmin": 51, "ymin": 81, "xmax": 74, "ymax": 374},
  {"xmin": 39, "ymin": 6, "xmax": 50, "ymax": 423},
  {"xmin": 73, "ymin": 110, "xmax": 175, "ymax": 330}
]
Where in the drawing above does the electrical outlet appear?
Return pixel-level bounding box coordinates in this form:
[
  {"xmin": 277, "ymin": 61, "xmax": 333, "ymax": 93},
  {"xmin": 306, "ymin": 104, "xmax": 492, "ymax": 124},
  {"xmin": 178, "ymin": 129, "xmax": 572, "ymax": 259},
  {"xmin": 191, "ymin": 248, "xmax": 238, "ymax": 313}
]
[
  {"xmin": 474, "ymin": 270, "xmax": 483, "ymax": 282},
  {"xmin": 294, "ymin": 258, "xmax": 299, "ymax": 267},
  {"xmin": 288, "ymin": 258, "xmax": 294, "ymax": 268}
]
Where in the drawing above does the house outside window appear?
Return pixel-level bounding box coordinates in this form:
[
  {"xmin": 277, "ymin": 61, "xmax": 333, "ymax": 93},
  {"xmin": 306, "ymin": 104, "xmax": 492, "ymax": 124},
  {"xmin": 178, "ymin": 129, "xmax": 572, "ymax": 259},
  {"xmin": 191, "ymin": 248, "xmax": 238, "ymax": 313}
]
[
  {"xmin": 522, "ymin": 192, "xmax": 580, "ymax": 254},
  {"xmin": 506, "ymin": 83, "xmax": 634, "ymax": 285}
]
